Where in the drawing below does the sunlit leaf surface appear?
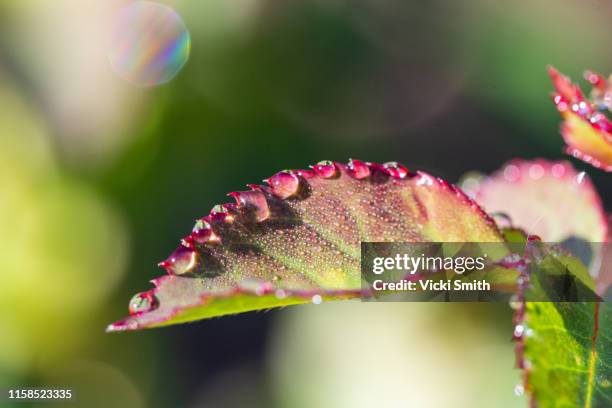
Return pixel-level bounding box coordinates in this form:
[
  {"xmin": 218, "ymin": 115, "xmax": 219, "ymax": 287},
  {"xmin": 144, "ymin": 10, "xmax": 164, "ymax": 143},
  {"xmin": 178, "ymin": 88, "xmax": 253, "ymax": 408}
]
[{"xmin": 108, "ymin": 160, "xmax": 503, "ymax": 331}]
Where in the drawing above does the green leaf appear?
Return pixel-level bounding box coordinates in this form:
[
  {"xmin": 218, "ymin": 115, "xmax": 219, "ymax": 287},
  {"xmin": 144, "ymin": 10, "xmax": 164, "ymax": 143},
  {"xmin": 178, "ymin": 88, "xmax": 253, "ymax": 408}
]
[
  {"xmin": 515, "ymin": 242, "xmax": 611, "ymax": 408},
  {"xmin": 108, "ymin": 160, "xmax": 504, "ymax": 331},
  {"xmin": 477, "ymin": 160, "xmax": 611, "ymax": 406}
]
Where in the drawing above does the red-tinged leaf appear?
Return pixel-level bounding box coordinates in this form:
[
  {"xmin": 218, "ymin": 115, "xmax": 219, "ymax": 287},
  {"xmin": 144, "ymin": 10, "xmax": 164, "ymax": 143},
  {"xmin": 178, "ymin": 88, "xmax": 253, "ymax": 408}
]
[
  {"xmin": 549, "ymin": 66, "xmax": 612, "ymax": 172},
  {"xmin": 108, "ymin": 160, "xmax": 504, "ymax": 332},
  {"xmin": 471, "ymin": 159, "xmax": 608, "ymax": 243}
]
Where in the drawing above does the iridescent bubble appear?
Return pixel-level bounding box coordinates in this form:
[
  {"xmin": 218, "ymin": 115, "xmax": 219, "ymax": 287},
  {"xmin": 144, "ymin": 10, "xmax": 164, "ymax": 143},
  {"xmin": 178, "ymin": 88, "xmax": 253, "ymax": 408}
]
[{"xmin": 108, "ymin": 1, "xmax": 191, "ymax": 86}]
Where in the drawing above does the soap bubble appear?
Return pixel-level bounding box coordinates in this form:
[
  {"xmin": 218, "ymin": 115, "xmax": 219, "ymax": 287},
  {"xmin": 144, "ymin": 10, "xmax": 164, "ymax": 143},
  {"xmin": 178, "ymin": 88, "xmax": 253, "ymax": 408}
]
[{"xmin": 108, "ymin": 1, "xmax": 191, "ymax": 86}]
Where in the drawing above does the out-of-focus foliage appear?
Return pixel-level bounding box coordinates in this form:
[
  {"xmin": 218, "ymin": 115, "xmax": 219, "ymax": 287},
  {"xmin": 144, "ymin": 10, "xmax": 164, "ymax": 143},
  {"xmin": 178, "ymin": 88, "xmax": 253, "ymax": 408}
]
[
  {"xmin": 470, "ymin": 159, "xmax": 608, "ymax": 243},
  {"xmin": 271, "ymin": 302, "xmax": 525, "ymax": 408},
  {"xmin": 0, "ymin": 81, "xmax": 128, "ymax": 376}
]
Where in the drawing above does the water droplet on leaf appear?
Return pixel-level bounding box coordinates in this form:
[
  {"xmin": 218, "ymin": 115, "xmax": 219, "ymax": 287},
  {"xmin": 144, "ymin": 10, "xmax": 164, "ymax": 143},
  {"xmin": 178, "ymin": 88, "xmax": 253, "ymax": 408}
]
[
  {"xmin": 238, "ymin": 279, "xmax": 272, "ymax": 296},
  {"xmin": 458, "ymin": 172, "xmax": 484, "ymax": 198},
  {"xmin": 211, "ymin": 204, "xmax": 227, "ymax": 215},
  {"xmin": 551, "ymin": 163, "xmax": 566, "ymax": 178},
  {"xmin": 193, "ymin": 218, "xmax": 210, "ymax": 232},
  {"xmin": 159, "ymin": 246, "xmax": 198, "ymax": 275},
  {"xmin": 191, "ymin": 225, "xmax": 219, "ymax": 245},
  {"xmin": 509, "ymin": 294, "xmax": 521, "ymax": 310},
  {"xmin": 129, "ymin": 291, "xmax": 158, "ymax": 315},
  {"xmin": 311, "ymin": 294, "xmax": 323, "ymax": 304},
  {"xmin": 229, "ymin": 190, "xmax": 270, "ymax": 221},
  {"xmin": 311, "ymin": 160, "xmax": 338, "ymax": 178},
  {"xmin": 513, "ymin": 324, "xmax": 525, "ymax": 339},
  {"xmin": 528, "ymin": 164, "xmax": 544, "ymax": 180},
  {"xmin": 347, "ymin": 159, "xmax": 370, "ymax": 179},
  {"xmin": 503, "ymin": 164, "xmax": 520, "ymax": 182},
  {"xmin": 383, "ymin": 162, "xmax": 409, "ymax": 179},
  {"xmin": 514, "ymin": 384, "xmax": 524, "ymax": 396},
  {"xmin": 267, "ymin": 171, "xmax": 300, "ymax": 198}
]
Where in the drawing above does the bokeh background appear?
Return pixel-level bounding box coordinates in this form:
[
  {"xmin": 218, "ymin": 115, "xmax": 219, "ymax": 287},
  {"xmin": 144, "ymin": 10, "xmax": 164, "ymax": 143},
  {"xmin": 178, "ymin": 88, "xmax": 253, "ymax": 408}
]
[{"xmin": 1, "ymin": 0, "xmax": 611, "ymax": 407}]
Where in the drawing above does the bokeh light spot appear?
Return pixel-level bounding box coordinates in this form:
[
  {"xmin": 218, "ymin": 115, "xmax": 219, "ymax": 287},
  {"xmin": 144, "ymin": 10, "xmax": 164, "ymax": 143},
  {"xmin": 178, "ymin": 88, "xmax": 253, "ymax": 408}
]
[{"xmin": 108, "ymin": 1, "xmax": 191, "ymax": 87}]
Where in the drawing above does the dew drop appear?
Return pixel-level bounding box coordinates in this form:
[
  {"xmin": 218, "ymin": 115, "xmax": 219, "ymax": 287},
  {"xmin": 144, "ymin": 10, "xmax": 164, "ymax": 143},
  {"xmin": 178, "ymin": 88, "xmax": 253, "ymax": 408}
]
[
  {"xmin": 311, "ymin": 294, "xmax": 323, "ymax": 304},
  {"xmin": 347, "ymin": 159, "xmax": 370, "ymax": 179},
  {"xmin": 158, "ymin": 246, "xmax": 198, "ymax": 275},
  {"xmin": 238, "ymin": 279, "xmax": 272, "ymax": 296},
  {"xmin": 191, "ymin": 224, "xmax": 219, "ymax": 245},
  {"xmin": 383, "ymin": 162, "xmax": 409, "ymax": 179},
  {"xmin": 458, "ymin": 172, "xmax": 484, "ymax": 198},
  {"xmin": 585, "ymin": 70, "xmax": 605, "ymax": 87},
  {"xmin": 181, "ymin": 236, "xmax": 195, "ymax": 249},
  {"xmin": 230, "ymin": 190, "xmax": 270, "ymax": 221},
  {"xmin": 513, "ymin": 324, "xmax": 525, "ymax": 339},
  {"xmin": 528, "ymin": 164, "xmax": 544, "ymax": 180},
  {"xmin": 209, "ymin": 204, "xmax": 234, "ymax": 223},
  {"xmin": 211, "ymin": 204, "xmax": 227, "ymax": 214},
  {"xmin": 576, "ymin": 171, "xmax": 587, "ymax": 185},
  {"xmin": 267, "ymin": 171, "xmax": 300, "ymax": 198},
  {"xmin": 416, "ymin": 173, "xmax": 434, "ymax": 186},
  {"xmin": 514, "ymin": 384, "xmax": 524, "ymax": 397},
  {"xmin": 554, "ymin": 95, "xmax": 569, "ymax": 112},
  {"xmin": 551, "ymin": 163, "xmax": 566, "ymax": 178},
  {"xmin": 311, "ymin": 160, "xmax": 338, "ymax": 178},
  {"xmin": 503, "ymin": 164, "xmax": 520, "ymax": 182},
  {"xmin": 108, "ymin": 1, "xmax": 191, "ymax": 87},
  {"xmin": 509, "ymin": 294, "xmax": 521, "ymax": 310},
  {"xmin": 193, "ymin": 218, "xmax": 210, "ymax": 232},
  {"xmin": 129, "ymin": 291, "xmax": 158, "ymax": 315}
]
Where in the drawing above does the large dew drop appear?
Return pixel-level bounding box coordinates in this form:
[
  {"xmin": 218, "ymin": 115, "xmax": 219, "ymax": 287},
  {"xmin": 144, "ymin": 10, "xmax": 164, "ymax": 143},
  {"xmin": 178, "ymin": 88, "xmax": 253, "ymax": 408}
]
[
  {"xmin": 108, "ymin": 1, "xmax": 191, "ymax": 87},
  {"xmin": 267, "ymin": 171, "xmax": 300, "ymax": 198}
]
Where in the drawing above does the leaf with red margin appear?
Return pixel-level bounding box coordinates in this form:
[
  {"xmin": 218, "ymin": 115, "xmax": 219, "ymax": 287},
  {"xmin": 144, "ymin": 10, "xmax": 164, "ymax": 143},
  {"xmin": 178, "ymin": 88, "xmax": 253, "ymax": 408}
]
[
  {"xmin": 107, "ymin": 160, "xmax": 504, "ymax": 332},
  {"xmin": 470, "ymin": 161, "xmax": 611, "ymax": 405},
  {"xmin": 471, "ymin": 159, "xmax": 608, "ymax": 243},
  {"xmin": 549, "ymin": 66, "xmax": 612, "ymax": 172}
]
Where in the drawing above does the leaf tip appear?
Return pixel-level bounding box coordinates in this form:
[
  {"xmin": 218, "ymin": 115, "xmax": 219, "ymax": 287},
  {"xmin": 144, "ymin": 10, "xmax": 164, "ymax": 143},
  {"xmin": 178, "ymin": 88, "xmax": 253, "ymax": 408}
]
[{"xmin": 106, "ymin": 318, "xmax": 138, "ymax": 333}]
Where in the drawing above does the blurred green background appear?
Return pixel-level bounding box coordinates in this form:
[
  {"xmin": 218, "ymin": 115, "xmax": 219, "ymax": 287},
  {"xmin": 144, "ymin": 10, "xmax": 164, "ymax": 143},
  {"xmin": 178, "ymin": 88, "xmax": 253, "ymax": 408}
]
[{"xmin": 0, "ymin": 0, "xmax": 610, "ymax": 407}]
